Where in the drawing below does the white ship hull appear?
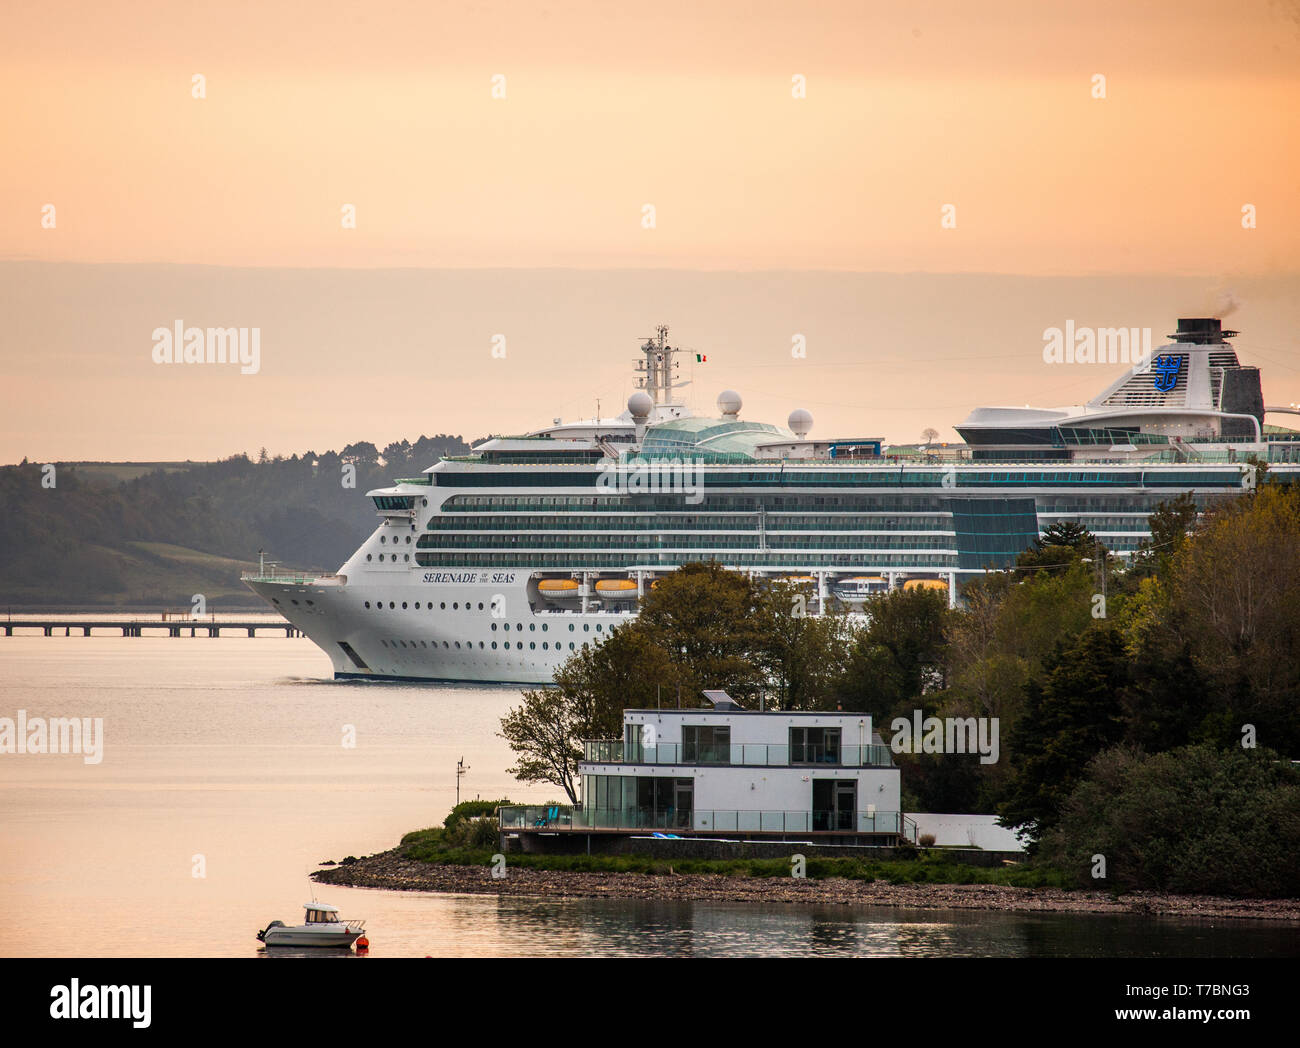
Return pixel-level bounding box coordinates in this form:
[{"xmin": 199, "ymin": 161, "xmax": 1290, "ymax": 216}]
[{"xmin": 244, "ymin": 575, "xmax": 631, "ymax": 685}]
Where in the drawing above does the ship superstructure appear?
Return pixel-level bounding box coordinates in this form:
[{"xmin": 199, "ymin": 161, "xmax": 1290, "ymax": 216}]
[{"xmin": 244, "ymin": 319, "xmax": 1300, "ymax": 684}]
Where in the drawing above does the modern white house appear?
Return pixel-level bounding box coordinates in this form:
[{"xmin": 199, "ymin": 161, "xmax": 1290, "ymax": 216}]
[{"xmin": 501, "ymin": 692, "xmax": 915, "ymax": 844}]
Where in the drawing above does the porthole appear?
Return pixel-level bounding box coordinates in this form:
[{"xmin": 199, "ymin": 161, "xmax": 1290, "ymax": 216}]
[
  {"xmin": 529, "ymin": 642, "xmax": 535, "ymax": 650},
  {"xmin": 380, "ymin": 536, "xmax": 386, "ymax": 544},
  {"xmin": 389, "ymin": 602, "xmax": 395, "ymax": 609},
  {"xmin": 491, "ymin": 642, "xmax": 497, "ymax": 650},
  {"xmin": 421, "ymin": 641, "xmax": 427, "ymax": 648},
  {"xmin": 404, "ymin": 554, "xmax": 410, "ymax": 562},
  {"xmin": 491, "ymin": 623, "xmax": 497, "ymax": 631},
  {"xmin": 541, "ymin": 624, "xmax": 548, "ymax": 632},
  {"xmin": 479, "ymin": 642, "xmax": 484, "ymax": 649},
  {"xmin": 596, "ymin": 624, "xmax": 602, "ymax": 632},
  {"xmin": 503, "ymin": 623, "xmax": 510, "ymax": 631},
  {"xmin": 443, "ymin": 642, "xmax": 449, "ymax": 648},
  {"xmin": 422, "ymin": 498, "xmax": 428, "ymax": 507},
  {"xmin": 364, "ymin": 601, "xmax": 371, "ymax": 609},
  {"xmin": 366, "ymin": 554, "xmax": 372, "ymax": 561},
  {"xmin": 453, "ymin": 602, "xmax": 458, "ymax": 610},
  {"xmin": 542, "ymin": 642, "xmax": 548, "ymax": 650},
  {"xmin": 402, "ymin": 602, "xmax": 408, "ymax": 609},
  {"xmin": 440, "ymin": 602, "xmax": 446, "ymax": 610},
  {"xmin": 568, "ymin": 642, "xmax": 575, "ymax": 650},
  {"xmin": 529, "ymin": 623, "xmax": 536, "ymax": 632},
  {"xmin": 569, "ymin": 624, "xmax": 575, "ymax": 632},
  {"xmin": 414, "ymin": 602, "xmax": 421, "ymax": 609},
  {"xmin": 478, "ymin": 602, "xmax": 484, "ymax": 610},
  {"xmin": 516, "ymin": 623, "xmax": 523, "ymax": 631},
  {"xmin": 405, "ymin": 536, "xmax": 411, "ymax": 544},
  {"xmin": 584, "ymin": 624, "xmax": 590, "ymax": 632},
  {"xmin": 455, "ymin": 642, "xmax": 461, "ymax": 649}
]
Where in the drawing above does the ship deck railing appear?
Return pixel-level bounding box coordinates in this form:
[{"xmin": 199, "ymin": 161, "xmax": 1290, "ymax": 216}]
[{"xmin": 240, "ymin": 571, "xmax": 343, "ymax": 584}]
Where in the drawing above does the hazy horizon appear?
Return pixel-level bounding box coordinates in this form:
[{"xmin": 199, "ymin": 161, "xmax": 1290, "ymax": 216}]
[
  {"xmin": 2, "ymin": 0, "xmax": 1298, "ymax": 462},
  {"xmin": 3, "ymin": 262, "xmax": 1298, "ymax": 464}
]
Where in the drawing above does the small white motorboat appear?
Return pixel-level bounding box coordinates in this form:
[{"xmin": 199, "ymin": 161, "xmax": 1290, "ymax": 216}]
[{"xmin": 257, "ymin": 903, "xmax": 367, "ymax": 949}]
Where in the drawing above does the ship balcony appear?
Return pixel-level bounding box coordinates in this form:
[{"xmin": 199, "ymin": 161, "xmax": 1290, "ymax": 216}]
[{"xmin": 581, "ymin": 740, "xmax": 895, "ymax": 768}]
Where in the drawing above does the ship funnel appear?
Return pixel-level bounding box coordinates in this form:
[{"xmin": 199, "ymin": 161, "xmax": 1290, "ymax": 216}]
[{"xmin": 1168, "ymin": 317, "xmax": 1238, "ymax": 344}]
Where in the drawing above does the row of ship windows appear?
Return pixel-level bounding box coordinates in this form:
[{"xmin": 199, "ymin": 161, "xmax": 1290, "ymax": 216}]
[
  {"xmin": 415, "ymin": 535, "xmax": 960, "ymax": 550},
  {"xmin": 435, "ymin": 470, "xmax": 1240, "ymax": 487},
  {"xmin": 426, "ymin": 515, "xmax": 1159, "ymax": 533},
  {"xmin": 429, "ymin": 516, "xmax": 954, "ymax": 533},
  {"xmin": 380, "ymin": 638, "xmax": 592, "ymax": 652},
  {"xmin": 360, "ymin": 600, "xmax": 610, "ymax": 632},
  {"xmin": 414, "ymin": 553, "xmax": 958, "ymax": 568},
  {"xmin": 442, "ymin": 496, "xmax": 1186, "ymax": 514}
]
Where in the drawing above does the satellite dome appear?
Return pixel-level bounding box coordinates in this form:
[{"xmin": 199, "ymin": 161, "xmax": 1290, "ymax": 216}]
[
  {"xmin": 788, "ymin": 408, "xmax": 813, "ymax": 438},
  {"xmin": 717, "ymin": 390, "xmax": 743, "ymax": 419},
  {"xmin": 627, "ymin": 391, "xmax": 653, "ymax": 419}
]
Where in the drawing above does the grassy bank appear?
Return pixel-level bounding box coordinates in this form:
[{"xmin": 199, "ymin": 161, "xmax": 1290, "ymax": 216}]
[{"xmin": 397, "ymin": 826, "xmax": 1069, "ymax": 889}]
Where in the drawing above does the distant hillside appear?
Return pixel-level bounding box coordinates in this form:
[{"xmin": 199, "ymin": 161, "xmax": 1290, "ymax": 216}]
[{"xmin": 0, "ymin": 435, "xmax": 471, "ymax": 607}]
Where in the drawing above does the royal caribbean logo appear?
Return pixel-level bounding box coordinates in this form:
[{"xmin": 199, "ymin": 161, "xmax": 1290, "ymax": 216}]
[{"xmin": 1149, "ymin": 354, "xmax": 1184, "ymax": 392}]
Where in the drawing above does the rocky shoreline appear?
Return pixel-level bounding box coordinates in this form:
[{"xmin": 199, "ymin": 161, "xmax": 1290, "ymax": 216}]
[{"xmin": 314, "ymin": 848, "xmax": 1300, "ymax": 922}]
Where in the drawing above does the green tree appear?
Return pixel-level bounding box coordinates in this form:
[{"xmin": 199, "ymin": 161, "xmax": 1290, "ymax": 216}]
[
  {"xmin": 755, "ymin": 581, "xmax": 858, "ymax": 710},
  {"xmin": 833, "ymin": 588, "xmax": 950, "ymax": 719},
  {"xmin": 1041, "ymin": 744, "xmax": 1300, "ymax": 897},
  {"xmin": 997, "ymin": 624, "xmax": 1128, "ymax": 847},
  {"xmin": 634, "ymin": 561, "xmax": 767, "ymax": 696},
  {"xmin": 1167, "ymin": 483, "xmax": 1300, "ymax": 754},
  {"xmin": 499, "ymin": 623, "xmax": 679, "ymax": 801}
]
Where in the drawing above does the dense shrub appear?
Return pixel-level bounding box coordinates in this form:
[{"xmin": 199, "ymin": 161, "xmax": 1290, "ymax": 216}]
[{"xmin": 1041, "ymin": 744, "xmax": 1300, "ymax": 897}]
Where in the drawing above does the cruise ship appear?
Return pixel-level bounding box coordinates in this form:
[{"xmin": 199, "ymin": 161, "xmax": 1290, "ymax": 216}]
[{"xmin": 244, "ymin": 319, "xmax": 1300, "ymax": 684}]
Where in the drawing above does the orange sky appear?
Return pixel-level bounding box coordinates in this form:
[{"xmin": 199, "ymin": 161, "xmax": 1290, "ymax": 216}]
[
  {"xmin": 1, "ymin": 1, "xmax": 1298, "ymax": 462},
  {"xmin": 3, "ymin": 0, "xmax": 1298, "ymax": 273}
]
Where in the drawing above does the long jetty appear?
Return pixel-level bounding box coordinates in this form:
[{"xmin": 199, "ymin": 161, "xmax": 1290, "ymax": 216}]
[{"xmin": 2, "ymin": 619, "xmax": 302, "ymax": 638}]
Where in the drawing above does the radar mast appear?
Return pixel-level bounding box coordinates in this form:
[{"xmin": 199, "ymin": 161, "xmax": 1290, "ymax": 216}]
[{"xmin": 635, "ymin": 325, "xmax": 688, "ymax": 407}]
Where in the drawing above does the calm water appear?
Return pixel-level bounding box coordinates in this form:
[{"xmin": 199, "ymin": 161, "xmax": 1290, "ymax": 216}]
[{"xmin": 0, "ymin": 635, "xmax": 1295, "ymax": 958}]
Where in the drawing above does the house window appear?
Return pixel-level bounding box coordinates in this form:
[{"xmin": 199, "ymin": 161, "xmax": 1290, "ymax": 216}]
[
  {"xmin": 790, "ymin": 726, "xmax": 841, "ymax": 765},
  {"xmin": 681, "ymin": 724, "xmax": 730, "ymax": 764}
]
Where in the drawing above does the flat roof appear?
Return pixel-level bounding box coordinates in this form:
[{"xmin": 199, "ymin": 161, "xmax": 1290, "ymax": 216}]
[{"xmin": 626, "ymin": 708, "xmax": 871, "ymax": 715}]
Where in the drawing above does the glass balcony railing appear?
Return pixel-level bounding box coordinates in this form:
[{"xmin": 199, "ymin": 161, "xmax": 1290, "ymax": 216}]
[
  {"xmin": 498, "ymin": 805, "xmax": 916, "ymax": 840},
  {"xmin": 581, "ymin": 740, "xmax": 895, "ymax": 768}
]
